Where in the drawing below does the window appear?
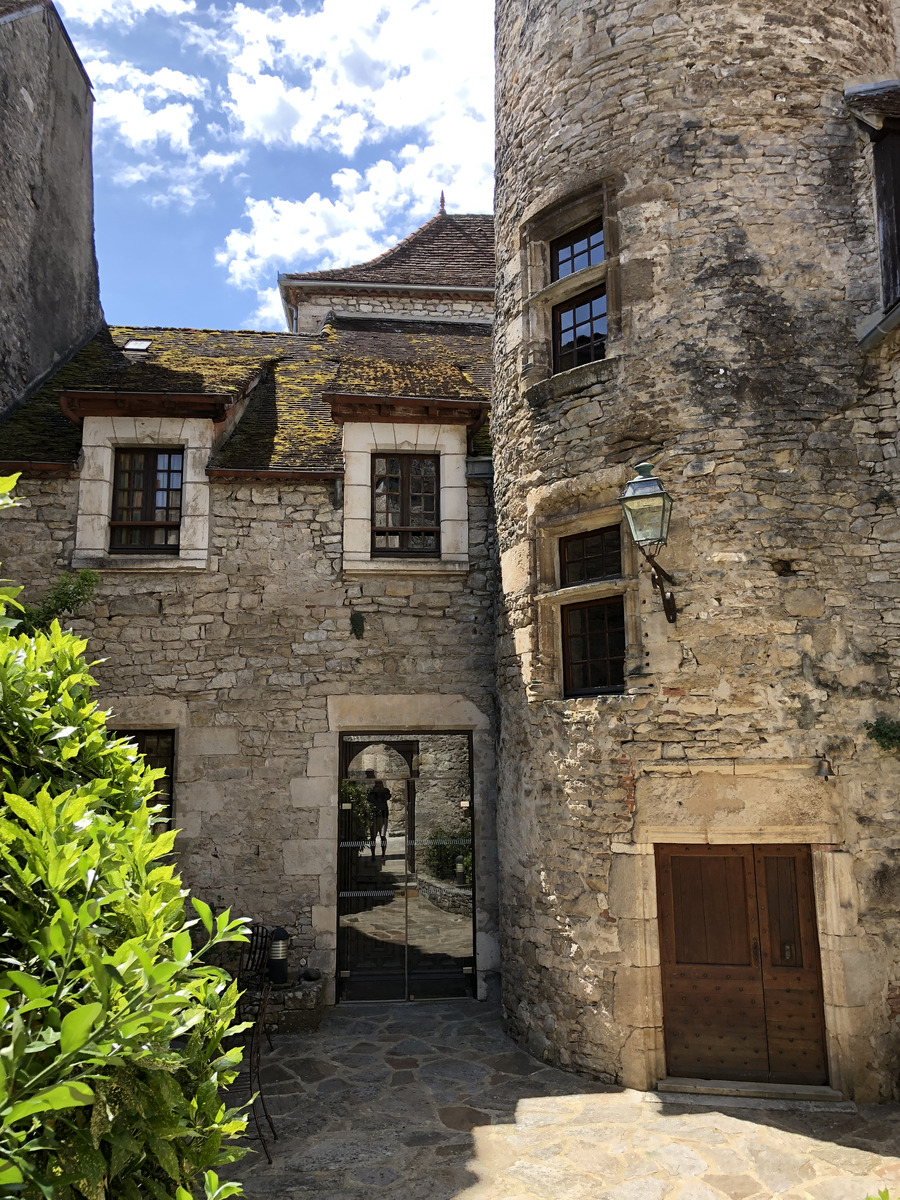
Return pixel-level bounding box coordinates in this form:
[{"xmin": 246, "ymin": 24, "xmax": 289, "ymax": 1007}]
[
  {"xmin": 562, "ymin": 596, "xmax": 626, "ymax": 697},
  {"xmin": 553, "ymin": 288, "xmax": 608, "ymax": 373},
  {"xmin": 121, "ymin": 730, "xmax": 175, "ymax": 825},
  {"xmin": 551, "ymin": 219, "xmax": 605, "ymax": 281},
  {"xmin": 372, "ymin": 454, "xmax": 441, "ymax": 556},
  {"xmin": 560, "ymin": 525, "xmax": 621, "ymax": 586},
  {"xmin": 110, "ymin": 448, "xmax": 183, "ymax": 554}
]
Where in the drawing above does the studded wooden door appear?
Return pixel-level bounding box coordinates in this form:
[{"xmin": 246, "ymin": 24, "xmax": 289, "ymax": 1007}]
[{"xmin": 656, "ymin": 844, "xmax": 828, "ymax": 1085}]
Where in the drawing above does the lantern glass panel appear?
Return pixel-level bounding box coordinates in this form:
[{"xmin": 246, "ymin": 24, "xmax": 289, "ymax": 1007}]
[{"xmin": 621, "ymin": 490, "xmax": 672, "ymax": 546}]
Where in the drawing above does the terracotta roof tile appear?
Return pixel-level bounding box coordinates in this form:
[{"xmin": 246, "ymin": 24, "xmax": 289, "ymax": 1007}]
[{"xmin": 283, "ymin": 213, "xmax": 495, "ymax": 289}]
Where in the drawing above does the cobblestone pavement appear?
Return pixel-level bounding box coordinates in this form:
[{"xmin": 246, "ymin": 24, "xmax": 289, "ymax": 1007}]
[{"xmin": 230, "ymin": 1001, "xmax": 900, "ymax": 1200}]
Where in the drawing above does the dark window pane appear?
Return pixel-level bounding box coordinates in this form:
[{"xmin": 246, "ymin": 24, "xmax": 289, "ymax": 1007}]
[
  {"xmin": 119, "ymin": 730, "xmax": 175, "ymax": 825},
  {"xmin": 562, "ymin": 597, "xmax": 626, "ymax": 696},
  {"xmin": 110, "ymin": 448, "xmax": 183, "ymax": 554},
  {"xmin": 551, "ymin": 219, "xmax": 605, "ymax": 281},
  {"xmin": 371, "ymin": 454, "xmax": 441, "ymax": 557},
  {"xmin": 553, "ymin": 287, "xmax": 607, "ymax": 374}
]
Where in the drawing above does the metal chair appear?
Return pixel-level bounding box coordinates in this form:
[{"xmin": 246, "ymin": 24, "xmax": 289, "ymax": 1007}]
[
  {"xmin": 236, "ymin": 924, "xmax": 273, "ymax": 1051},
  {"xmin": 238, "ymin": 923, "xmax": 272, "ymax": 982},
  {"xmin": 231, "ymin": 982, "xmax": 278, "ymax": 1164}
]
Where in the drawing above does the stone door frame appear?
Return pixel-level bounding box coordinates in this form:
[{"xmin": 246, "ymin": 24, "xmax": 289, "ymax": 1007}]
[
  {"xmin": 612, "ymin": 836, "xmax": 863, "ymax": 1098},
  {"xmin": 303, "ymin": 694, "xmax": 499, "ymax": 1003}
]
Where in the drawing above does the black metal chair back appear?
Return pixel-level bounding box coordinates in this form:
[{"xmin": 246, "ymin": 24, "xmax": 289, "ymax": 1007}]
[{"xmin": 239, "ymin": 923, "xmax": 272, "ymax": 981}]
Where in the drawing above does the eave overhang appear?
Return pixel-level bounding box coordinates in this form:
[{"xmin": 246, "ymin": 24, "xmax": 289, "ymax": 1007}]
[
  {"xmin": 279, "ymin": 277, "xmax": 494, "ymax": 297},
  {"xmin": 58, "ymin": 390, "xmax": 242, "ymax": 423},
  {"xmin": 206, "ymin": 468, "xmax": 343, "ymax": 481},
  {"xmin": 325, "ymin": 390, "xmax": 489, "ymax": 427},
  {"xmin": 845, "ymin": 78, "xmax": 900, "ymax": 130}
]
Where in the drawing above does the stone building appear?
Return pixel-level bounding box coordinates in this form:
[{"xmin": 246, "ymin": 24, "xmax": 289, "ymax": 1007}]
[
  {"xmin": 0, "ymin": 0, "xmax": 102, "ymax": 416},
  {"xmin": 4, "ymin": 0, "xmax": 900, "ymax": 1102},
  {"xmin": 0, "ymin": 211, "xmax": 501, "ymax": 1006},
  {"xmin": 493, "ymin": 0, "xmax": 900, "ymax": 1101}
]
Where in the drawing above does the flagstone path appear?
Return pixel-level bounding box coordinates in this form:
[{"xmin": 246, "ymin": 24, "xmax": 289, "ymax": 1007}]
[{"xmin": 229, "ymin": 1000, "xmax": 900, "ymax": 1200}]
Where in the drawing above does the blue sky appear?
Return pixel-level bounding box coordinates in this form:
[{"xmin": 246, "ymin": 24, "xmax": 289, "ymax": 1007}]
[{"xmin": 54, "ymin": 0, "xmax": 495, "ymax": 332}]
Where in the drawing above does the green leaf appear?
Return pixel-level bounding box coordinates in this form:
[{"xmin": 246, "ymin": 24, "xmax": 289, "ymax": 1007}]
[
  {"xmin": 6, "ymin": 1079, "xmax": 95, "ymax": 1122},
  {"xmin": 60, "ymin": 1002, "xmax": 104, "ymax": 1055},
  {"xmin": 0, "ymin": 1158, "xmax": 24, "ymax": 1185}
]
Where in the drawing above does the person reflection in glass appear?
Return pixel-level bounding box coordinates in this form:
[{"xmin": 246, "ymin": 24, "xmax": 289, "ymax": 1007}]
[{"xmin": 365, "ymin": 771, "xmax": 392, "ymax": 859}]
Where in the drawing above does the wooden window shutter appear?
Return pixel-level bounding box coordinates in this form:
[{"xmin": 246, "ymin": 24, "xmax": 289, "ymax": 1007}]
[{"xmin": 875, "ymin": 130, "xmax": 900, "ymax": 312}]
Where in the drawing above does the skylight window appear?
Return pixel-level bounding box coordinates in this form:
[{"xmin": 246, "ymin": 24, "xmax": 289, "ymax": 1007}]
[{"xmin": 123, "ymin": 339, "xmax": 152, "ymax": 352}]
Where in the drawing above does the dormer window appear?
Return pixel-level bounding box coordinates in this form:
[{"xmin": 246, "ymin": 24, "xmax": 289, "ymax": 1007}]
[
  {"xmin": 110, "ymin": 448, "xmax": 183, "ymax": 553},
  {"xmin": 372, "ymin": 453, "xmax": 441, "ymax": 556}
]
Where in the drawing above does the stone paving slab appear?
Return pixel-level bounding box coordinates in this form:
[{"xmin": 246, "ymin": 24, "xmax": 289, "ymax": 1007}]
[{"xmin": 229, "ymin": 1001, "xmax": 900, "ymax": 1199}]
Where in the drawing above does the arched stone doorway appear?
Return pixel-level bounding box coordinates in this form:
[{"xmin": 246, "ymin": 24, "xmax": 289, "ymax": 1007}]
[{"xmin": 337, "ymin": 733, "xmax": 475, "ymax": 1000}]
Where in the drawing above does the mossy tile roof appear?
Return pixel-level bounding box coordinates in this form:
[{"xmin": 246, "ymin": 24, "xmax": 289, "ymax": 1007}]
[{"xmin": 0, "ymin": 318, "xmax": 493, "ymax": 473}]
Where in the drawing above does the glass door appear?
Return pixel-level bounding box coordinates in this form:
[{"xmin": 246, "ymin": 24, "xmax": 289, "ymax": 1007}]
[{"xmin": 337, "ymin": 734, "xmax": 475, "ymax": 1001}]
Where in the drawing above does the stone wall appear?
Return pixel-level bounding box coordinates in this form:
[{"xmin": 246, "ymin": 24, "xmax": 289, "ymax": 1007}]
[
  {"xmin": 2, "ymin": 471, "xmax": 499, "ymax": 1000},
  {"xmin": 493, "ymin": 0, "xmax": 900, "ymax": 1099},
  {"xmin": 0, "ymin": 4, "xmax": 102, "ymax": 415},
  {"xmin": 287, "ymin": 287, "xmax": 494, "ymax": 333}
]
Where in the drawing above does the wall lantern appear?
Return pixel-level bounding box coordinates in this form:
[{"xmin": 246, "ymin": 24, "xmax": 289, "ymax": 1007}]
[{"xmin": 619, "ymin": 461, "xmax": 678, "ymax": 623}]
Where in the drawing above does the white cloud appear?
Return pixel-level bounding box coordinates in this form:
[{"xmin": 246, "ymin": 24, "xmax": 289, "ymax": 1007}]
[
  {"xmin": 214, "ymin": 0, "xmax": 494, "ymax": 304},
  {"xmin": 57, "ymin": 0, "xmax": 195, "ymax": 24},
  {"xmin": 85, "ymin": 58, "xmax": 205, "ymax": 152},
  {"xmin": 244, "ymin": 286, "xmax": 287, "ymax": 331},
  {"xmin": 212, "ymin": 0, "xmax": 494, "ymax": 162}
]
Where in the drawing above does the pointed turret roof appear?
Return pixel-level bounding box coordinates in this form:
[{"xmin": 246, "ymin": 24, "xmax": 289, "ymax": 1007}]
[{"xmin": 281, "ymin": 211, "xmax": 495, "ymax": 290}]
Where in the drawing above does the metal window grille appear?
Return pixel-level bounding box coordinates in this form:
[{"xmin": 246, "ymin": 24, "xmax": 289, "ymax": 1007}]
[
  {"xmin": 562, "ymin": 596, "xmax": 626, "ymax": 697},
  {"xmin": 110, "ymin": 448, "xmax": 183, "ymax": 553},
  {"xmin": 372, "ymin": 454, "xmax": 441, "ymax": 556},
  {"xmin": 560, "ymin": 526, "xmax": 622, "ymax": 586},
  {"xmin": 551, "ymin": 218, "xmax": 605, "ymax": 281},
  {"xmin": 553, "ymin": 288, "xmax": 607, "ymax": 373}
]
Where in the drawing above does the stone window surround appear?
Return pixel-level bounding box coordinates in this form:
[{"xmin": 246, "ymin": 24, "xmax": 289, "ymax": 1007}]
[
  {"xmin": 342, "ymin": 421, "xmax": 469, "ymax": 574},
  {"xmin": 519, "ymin": 178, "xmax": 620, "ymax": 385},
  {"xmin": 72, "ymin": 415, "xmax": 213, "ymax": 571},
  {"xmin": 533, "ymin": 503, "xmax": 641, "ymax": 701}
]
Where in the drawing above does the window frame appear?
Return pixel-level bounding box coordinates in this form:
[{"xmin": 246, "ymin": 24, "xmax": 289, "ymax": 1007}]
[
  {"xmin": 559, "ymin": 524, "xmax": 622, "ymax": 587},
  {"xmin": 550, "ymin": 218, "xmax": 606, "ymax": 282},
  {"xmin": 518, "ymin": 180, "xmax": 620, "ymax": 385},
  {"xmin": 109, "ymin": 447, "xmax": 184, "ymax": 555},
  {"xmin": 561, "ymin": 594, "xmax": 627, "ymax": 698},
  {"xmin": 370, "ymin": 452, "xmax": 442, "ymax": 558},
  {"xmin": 552, "ymin": 286, "xmax": 608, "ymax": 375},
  {"xmin": 873, "ymin": 127, "xmax": 900, "ymax": 313},
  {"xmin": 119, "ymin": 728, "xmax": 176, "ymax": 826}
]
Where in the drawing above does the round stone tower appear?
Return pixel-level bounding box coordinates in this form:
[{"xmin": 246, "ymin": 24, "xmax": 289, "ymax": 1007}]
[{"xmin": 493, "ymin": 0, "xmax": 900, "ymax": 1099}]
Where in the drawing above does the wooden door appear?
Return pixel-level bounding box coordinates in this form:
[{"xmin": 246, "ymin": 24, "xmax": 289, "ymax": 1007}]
[{"xmin": 656, "ymin": 844, "xmax": 828, "ymax": 1085}]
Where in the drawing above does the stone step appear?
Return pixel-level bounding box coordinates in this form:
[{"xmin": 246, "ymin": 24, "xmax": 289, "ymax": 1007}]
[{"xmin": 658, "ymin": 1077, "xmax": 846, "ymax": 1103}]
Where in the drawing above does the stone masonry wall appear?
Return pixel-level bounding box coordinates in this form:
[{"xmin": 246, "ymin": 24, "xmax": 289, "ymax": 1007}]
[
  {"xmin": 2, "ymin": 473, "xmax": 497, "ymax": 992},
  {"xmin": 0, "ymin": 6, "xmax": 102, "ymax": 414},
  {"xmin": 289, "ymin": 288, "xmax": 494, "ymax": 333},
  {"xmin": 493, "ymin": 0, "xmax": 900, "ymax": 1099}
]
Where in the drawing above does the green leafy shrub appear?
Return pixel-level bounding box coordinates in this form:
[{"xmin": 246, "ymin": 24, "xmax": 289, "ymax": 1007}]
[
  {"xmin": 0, "ymin": 475, "xmax": 249, "ymax": 1199},
  {"xmin": 865, "ymin": 717, "xmax": 900, "ymax": 755},
  {"xmin": 16, "ymin": 569, "xmax": 99, "ymax": 636},
  {"xmin": 423, "ymin": 822, "xmax": 473, "ymax": 885},
  {"xmin": 340, "ymin": 779, "xmax": 372, "ymax": 834}
]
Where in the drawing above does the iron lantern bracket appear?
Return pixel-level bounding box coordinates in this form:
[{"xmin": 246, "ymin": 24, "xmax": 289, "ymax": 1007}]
[{"xmin": 639, "ymin": 545, "xmax": 678, "ymax": 623}]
